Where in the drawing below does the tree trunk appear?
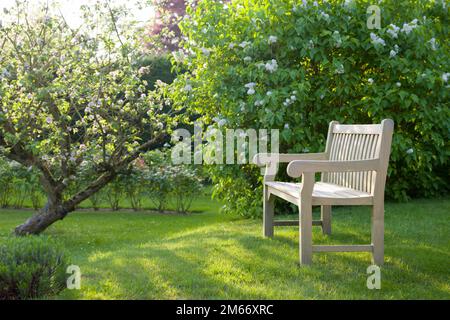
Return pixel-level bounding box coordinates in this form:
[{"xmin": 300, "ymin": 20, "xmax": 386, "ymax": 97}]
[
  {"xmin": 14, "ymin": 202, "xmax": 70, "ymax": 236},
  {"xmin": 12, "ymin": 134, "xmax": 169, "ymax": 236}
]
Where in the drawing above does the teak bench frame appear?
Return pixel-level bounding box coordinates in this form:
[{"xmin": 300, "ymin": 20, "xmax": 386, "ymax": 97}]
[{"xmin": 253, "ymin": 119, "xmax": 394, "ymax": 265}]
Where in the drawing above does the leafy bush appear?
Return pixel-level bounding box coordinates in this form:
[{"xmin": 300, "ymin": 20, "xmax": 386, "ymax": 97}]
[
  {"xmin": 139, "ymin": 54, "xmax": 178, "ymax": 90},
  {"xmin": 122, "ymin": 167, "xmax": 147, "ymax": 211},
  {"xmin": 0, "ymin": 157, "xmax": 44, "ymax": 210},
  {"xmin": 88, "ymin": 191, "xmax": 104, "ymax": 211},
  {"xmin": 104, "ymin": 177, "xmax": 126, "ymax": 211},
  {"xmin": 0, "ymin": 236, "xmax": 69, "ymax": 300},
  {"xmin": 0, "ymin": 159, "xmax": 14, "ymax": 208},
  {"xmin": 170, "ymin": 165, "xmax": 203, "ymax": 213},
  {"xmin": 143, "ymin": 151, "xmax": 203, "ymax": 213},
  {"xmin": 169, "ymin": 0, "xmax": 450, "ymax": 216}
]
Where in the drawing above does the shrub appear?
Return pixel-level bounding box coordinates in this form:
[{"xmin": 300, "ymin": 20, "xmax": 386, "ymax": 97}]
[
  {"xmin": 143, "ymin": 151, "xmax": 174, "ymax": 212},
  {"xmin": 122, "ymin": 167, "xmax": 147, "ymax": 211},
  {"xmin": 0, "ymin": 236, "xmax": 69, "ymax": 300},
  {"xmin": 104, "ymin": 177, "xmax": 126, "ymax": 211},
  {"xmin": 170, "ymin": 0, "xmax": 450, "ymax": 217},
  {"xmin": 143, "ymin": 151, "xmax": 203, "ymax": 213},
  {"xmin": 27, "ymin": 171, "xmax": 45, "ymax": 211},
  {"xmin": 170, "ymin": 166, "xmax": 203, "ymax": 213},
  {"xmin": 0, "ymin": 158, "xmax": 14, "ymax": 208},
  {"xmin": 0, "ymin": 157, "xmax": 45, "ymax": 210},
  {"xmin": 139, "ymin": 54, "xmax": 178, "ymax": 90}
]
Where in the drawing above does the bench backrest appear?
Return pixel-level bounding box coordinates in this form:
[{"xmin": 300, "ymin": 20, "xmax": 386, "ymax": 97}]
[{"xmin": 322, "ymin": 119, "xmax": 394, "ymax": 195}]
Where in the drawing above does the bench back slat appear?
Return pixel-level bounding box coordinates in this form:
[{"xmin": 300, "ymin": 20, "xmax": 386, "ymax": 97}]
[{"xmin": 322, "ymin": 120, "xmax": 393, "ymax": 195}]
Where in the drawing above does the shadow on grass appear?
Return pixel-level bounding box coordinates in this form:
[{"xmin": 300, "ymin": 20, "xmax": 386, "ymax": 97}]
[{"xmin": 1, "ymin": 198, "xmax": 449, "ymax": 299}]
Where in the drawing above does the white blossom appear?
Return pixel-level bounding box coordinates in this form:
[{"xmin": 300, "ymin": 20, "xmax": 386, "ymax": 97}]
[
  {"xmin": 406, "ymin": 148, "xmax": 414, "ymax": 154},
  {"xmin": 319, "ymin": 11, "xmax": 330, "ymax": 20},
  {"xmin": 264, "ymin": 59, "xmax": 278, "ymax": 73},
  {"xmin": 387, "ymin": 24, "xmax": 400, "ymax": 38},
  {"xmin": 396, "ymin": 82, "xmax": 402, "ymax": 87},
  {"xmin": 390, "ymin": 50, "xmax": 397, "ymax": 58},
  {"xmin": 254, "ymin": 100, "xmax": 265, "ymax": 106},
  {"xmin": 184, "ymin": 84, "xmax": 193, "ymax": 92},
  {"xmin": 244, "ymin": 56, "xmax": 252, "ymax": 63},
  {"xmin": 245, "ymin": 82, "xmax": 256, "ymax": 95},
  {"xmin": 442, "ymin": 73, "xmax": 449, "ymax": 83},
  {"xmin": 284, "ymin": 123, "xmax": 289, "ymax": 129},
  {"xmin": 370, "ymin": 32, "xmax": 386, "ymax": 46},
  {"xmin": 201, "ymin": 47, "xmax": 210, "ymax": 56},
  {"xmin": 344, "ymin": 0, "xmax": 354, "ymax": 7},
  {"xmin": 239, "ymin": 41, "xmax": 251, "ymax": 48},
  {"xmin": 333, "ymin": 31, "xmax": 342, "ymax": 47},
  {"xmin": 266, "ymin": 91, "xmax": 273, "ymax": 96},
  {"xmin": 368, "ymin": 78, "xmax": 374, "ymax": 85},
  {"xmin": 428, "ymin": 38, "xmax": 437, "ymax": 51},
  {"xmin": 401, "ymin": 19, "xmax": 419, "ymax": 35},
  {"xmin": 138, "ymin": 66, "xmax": 150, "ymax": 75},
  {"xmin": 283, "ymin": 96, "xmax": 295, "ymax": 107},
  {"xmin": 268, "ymin": 35, "xmax": 278, "ymax": 44},
  {"xmin": 335, "ymin": 63, "xmax": 345, "ymax": 74}
]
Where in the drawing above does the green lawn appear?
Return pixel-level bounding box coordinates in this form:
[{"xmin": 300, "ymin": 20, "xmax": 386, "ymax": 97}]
[{"xmin": 0, "ymin": 196, "xmax": 449, "ymax": 299}]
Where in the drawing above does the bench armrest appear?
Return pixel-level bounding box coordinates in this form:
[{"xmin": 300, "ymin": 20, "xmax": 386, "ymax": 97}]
[
  {"xmin": 287, "ymin": 159, "xmax": 381, "ymax": 178},
  {"xmin": 252, "ymin": 153, "xmax": 327, "ymax": 167}
]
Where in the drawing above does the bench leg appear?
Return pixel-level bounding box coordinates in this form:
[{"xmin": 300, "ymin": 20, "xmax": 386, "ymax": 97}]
[
  {"xmin": 263, "ymin": 186, "xmax": 274, "ymax": 237},
  {"xmin": 321, "ymin": 205, "xmax": 332, "ymax": 235},
  {"xmin": 299, "ymin": 201, "xmax": 313, "ymax": 265},
  {"xmin": 371, "ymin": 203, "xmax": 384, "ymax": 266}
]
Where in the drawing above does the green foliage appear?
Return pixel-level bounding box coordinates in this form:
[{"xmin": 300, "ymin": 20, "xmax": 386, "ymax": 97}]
[
  {"xmin": 139, "ymin": 54, "xmax": 178, "ymax": 90},
  {"xmin": 104, "ymin": 177, "xmax": 127, "ymax": 211},
  {"xmin": 0, "ymin": 236, "xmax": 69, "ymax": 300},
  {"xmin": 143, "ymin": 151, "xmax": 204, "ymax": 213},
  {"xmin": 0, "ymin": 157, "xmax": 44, "ymax": 210},
  {"xmin": 170, "ymin": 0, "xmax": 450, "ymax": 216}
]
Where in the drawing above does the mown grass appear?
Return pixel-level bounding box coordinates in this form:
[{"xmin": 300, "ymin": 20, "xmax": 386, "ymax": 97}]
[{"xmin": 0, "ymin": 196, "xmax": 449, "ymax": 300}]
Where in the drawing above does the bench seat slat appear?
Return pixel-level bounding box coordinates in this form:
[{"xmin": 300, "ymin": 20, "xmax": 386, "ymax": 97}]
[{"xmin": 266, "ymin": 181, "xmax": 373, "ymax": 205}]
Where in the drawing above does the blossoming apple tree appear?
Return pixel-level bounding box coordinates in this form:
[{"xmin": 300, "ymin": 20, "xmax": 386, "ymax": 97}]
[{"xmin": 0, "ymin": 1, "xmax": 179, "ymax": 234}]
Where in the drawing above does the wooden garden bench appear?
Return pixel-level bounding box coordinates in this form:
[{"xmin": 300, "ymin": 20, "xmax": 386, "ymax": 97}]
[{"xmin": 253, "ymin": 119, "xmax": 394, "ymax": 265}]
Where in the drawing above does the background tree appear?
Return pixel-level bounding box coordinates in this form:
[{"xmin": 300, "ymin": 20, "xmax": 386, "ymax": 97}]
[
  {"xmin": 0, "ymin": 1, "xmax": 181, "ymax": 235},
  {"xmin": 148, "ymin": 0, "xmax": 187, "ymax": 52}
]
